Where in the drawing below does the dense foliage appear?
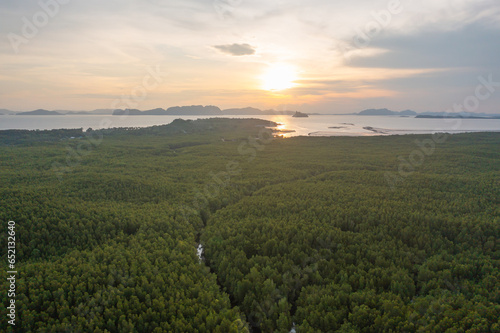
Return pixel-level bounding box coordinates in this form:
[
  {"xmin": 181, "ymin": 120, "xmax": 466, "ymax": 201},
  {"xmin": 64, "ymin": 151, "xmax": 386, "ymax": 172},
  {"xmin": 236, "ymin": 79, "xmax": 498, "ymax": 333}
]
[{"xmin": 1, "ymin": 118, "xmax": 499, "ymax": 332}]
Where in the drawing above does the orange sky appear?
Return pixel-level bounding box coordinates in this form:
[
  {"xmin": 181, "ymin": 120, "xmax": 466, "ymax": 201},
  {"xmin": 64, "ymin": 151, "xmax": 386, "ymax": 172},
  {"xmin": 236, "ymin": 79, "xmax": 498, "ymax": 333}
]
[{"xmin": 1, "ymin": 0, "xmax": 500, "ymax": 113}]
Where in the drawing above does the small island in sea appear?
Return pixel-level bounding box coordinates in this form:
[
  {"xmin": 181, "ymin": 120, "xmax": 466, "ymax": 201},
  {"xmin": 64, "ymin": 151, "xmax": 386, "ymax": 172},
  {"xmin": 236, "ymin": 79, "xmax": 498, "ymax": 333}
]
[
  {"xmin": 292, "ymin": 111, "xmax": 309, "ymax": 118},
  {"xmin": 16, "ymin": 109, "xmax": 63, "ymax": 116},
  {"xmin": 415, "ymin": 114, "xmax": 500, "ymax": 119}
]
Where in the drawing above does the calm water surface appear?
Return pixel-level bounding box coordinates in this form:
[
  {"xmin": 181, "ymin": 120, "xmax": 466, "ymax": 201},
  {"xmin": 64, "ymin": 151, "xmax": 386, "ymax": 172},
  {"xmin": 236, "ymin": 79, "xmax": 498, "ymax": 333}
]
[{"xmin": 1, "ymin": 114, "xmax": 499, "ymax": 137}]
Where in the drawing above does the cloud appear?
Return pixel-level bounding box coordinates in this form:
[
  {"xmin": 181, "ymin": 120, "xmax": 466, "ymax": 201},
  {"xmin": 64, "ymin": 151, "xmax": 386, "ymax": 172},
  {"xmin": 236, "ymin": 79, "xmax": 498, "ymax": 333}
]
[
  {"xmin": 348, "ymin": 23, "xmax": 500, "ymax": 69},
  {"xmin": 1, "ymin": 0, "xmax": 500, "ymax": 113},
  {"xmin": 213, "ymin": 43, "xmax": 256, "ymax": 56}
]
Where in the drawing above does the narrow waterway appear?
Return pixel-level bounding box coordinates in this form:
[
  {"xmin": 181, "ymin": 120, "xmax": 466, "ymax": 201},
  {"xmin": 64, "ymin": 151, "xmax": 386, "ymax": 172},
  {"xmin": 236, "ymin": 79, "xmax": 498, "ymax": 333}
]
[{"xmin": 196, "ymin": 243, "xmax": 204, "ymax": 262}]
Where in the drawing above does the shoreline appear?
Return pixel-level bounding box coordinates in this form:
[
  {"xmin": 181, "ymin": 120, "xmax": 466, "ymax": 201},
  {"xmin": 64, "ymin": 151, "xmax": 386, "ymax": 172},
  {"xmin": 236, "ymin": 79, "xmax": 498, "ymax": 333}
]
[{"xmin": 2, "ymin": 115, "xmax": 500, "ymax": 137}]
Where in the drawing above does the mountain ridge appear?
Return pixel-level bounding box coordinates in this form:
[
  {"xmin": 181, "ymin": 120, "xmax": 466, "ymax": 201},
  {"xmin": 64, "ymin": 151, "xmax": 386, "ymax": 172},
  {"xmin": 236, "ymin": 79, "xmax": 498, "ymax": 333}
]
[{"xmin": 2, "ymin": 106, "xmax": 499, "ymax": 118}]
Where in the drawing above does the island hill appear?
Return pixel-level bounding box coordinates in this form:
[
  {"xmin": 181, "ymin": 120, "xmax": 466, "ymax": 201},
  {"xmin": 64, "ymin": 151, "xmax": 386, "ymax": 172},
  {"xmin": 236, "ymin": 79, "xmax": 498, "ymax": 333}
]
[
  {"xmin": 112, "ymin": 106, "xmax": 303, "ymax": 116},
  {"xmin": 357, "ymin": 108, "xmax": 417, "ymax": 116},
  {"xmin": 16, "ymin": 109, "xmax": 64, "ymax": 116},
  {"xmin": 0, "ymin": 108, "xmax": 13, "ymax": 115},
  {"xmin": 355, "ymin": 108, "xmax": 500, "ymax": 119},
  {"xmin": 7, "ymin": 106, "xmax": 500, "ymax": 118},
  {"xmin": 292, "ymin": 111, "xmax": 309, "ymax": 117},
  {"xmin": 415, "ymin": 114, "xmax": 500, "ymax": 119},
  {"xmin": 8, "ymin": 106, "xmax": 305, "ymax": 117},
  {"xmin": 12, "ymin": 106, "xmax": 317, "ymax": 117}
]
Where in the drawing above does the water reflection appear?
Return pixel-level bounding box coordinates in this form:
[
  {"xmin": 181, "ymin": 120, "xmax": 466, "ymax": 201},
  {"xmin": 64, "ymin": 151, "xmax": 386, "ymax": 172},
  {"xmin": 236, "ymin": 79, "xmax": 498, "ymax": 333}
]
[
  {"xmin": 267, "ymin": 115, "xmax": 500, "ymax": 137},
  {"xmin": 3, "ymin": 114, "xmax": 499, "ymax": 135},
  {"xmin": 269, "ymin": 116, "xmax": 297, "ymax": 138}
]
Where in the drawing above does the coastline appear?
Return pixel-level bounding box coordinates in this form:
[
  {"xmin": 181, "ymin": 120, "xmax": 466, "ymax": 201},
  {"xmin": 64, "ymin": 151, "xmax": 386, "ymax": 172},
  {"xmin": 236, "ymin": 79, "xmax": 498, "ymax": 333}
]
[{"xmin": 1, "ymin": 114, "xmax": 500, "ymax": 137}]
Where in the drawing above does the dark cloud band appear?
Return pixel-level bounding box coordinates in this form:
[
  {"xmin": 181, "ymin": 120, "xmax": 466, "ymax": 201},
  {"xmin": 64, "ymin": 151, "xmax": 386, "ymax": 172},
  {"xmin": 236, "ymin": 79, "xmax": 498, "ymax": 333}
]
[{"xmin": 213, "ymin": 43, "xmax": 256, "ymax": 56}]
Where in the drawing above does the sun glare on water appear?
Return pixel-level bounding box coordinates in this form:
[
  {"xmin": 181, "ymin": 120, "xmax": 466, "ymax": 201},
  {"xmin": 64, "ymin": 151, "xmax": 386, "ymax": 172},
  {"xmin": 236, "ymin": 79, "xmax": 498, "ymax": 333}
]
[{"xmin": 261, "ymin": 64, "xmax": 298, "ymax": 91}]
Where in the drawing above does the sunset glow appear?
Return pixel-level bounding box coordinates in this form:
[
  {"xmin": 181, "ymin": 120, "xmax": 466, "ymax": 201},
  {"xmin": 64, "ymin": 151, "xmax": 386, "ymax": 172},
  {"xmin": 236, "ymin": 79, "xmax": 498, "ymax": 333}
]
[
  {"xmin": 261, "ymin": 64, "xmax": 298, "ymax": 91},
  {"xmin": 0, "ymin": 1, "xmax": 499, "ymax": 114}
]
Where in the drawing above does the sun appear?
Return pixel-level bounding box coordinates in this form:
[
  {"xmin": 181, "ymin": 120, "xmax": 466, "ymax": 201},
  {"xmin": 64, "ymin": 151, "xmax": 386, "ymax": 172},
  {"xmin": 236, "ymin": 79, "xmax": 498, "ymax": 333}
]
[{"xmin": 261, "ymin": 64, "xmax": 298, "ymax": 91}]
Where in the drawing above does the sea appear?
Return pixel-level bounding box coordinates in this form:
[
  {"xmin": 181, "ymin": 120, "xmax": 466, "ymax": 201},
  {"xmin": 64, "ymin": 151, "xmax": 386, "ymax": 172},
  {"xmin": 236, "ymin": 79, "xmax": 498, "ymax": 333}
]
[{"xmin": 1, "ymin": 114, "xmax": 500, "ymax": 137}]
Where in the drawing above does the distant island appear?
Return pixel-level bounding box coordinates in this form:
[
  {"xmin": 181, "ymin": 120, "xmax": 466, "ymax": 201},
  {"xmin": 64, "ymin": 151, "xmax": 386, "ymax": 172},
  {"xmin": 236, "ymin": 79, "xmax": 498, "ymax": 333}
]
[
  {"xmin": 415, "ymin": 115, "xmax": 498, "ymax": 119},
  {"xmin": 2, "ymin": 106, "xmax": 499, "ymax": 119},
  {"xmin": 112, "ymin": 106, "xmax": 298, "ymax": 116},
  {"xmin": 357, "ymin": 109, "xmax": 417, "ymax": 116},
  {"xmin": 16, "ymin": 109, "xmax": 63, "ymax": 116},
  {"xmin": 114, "ymin": 105, "xmax": 223, "ymax": 116},
  {"xmin": 355, "ymin": 108, "xmax": 500, "ymax": 119},
  {"xmin": 292, "ymin": 111, "xmax": 309, "ymax": 118}
]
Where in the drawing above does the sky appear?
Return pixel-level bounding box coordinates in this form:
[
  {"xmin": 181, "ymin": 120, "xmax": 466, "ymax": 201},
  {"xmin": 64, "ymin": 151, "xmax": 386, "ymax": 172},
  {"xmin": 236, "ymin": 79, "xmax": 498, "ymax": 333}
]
[{"xmin": 1, "ymin": 0, "xmax": 500, "ymax": 114}]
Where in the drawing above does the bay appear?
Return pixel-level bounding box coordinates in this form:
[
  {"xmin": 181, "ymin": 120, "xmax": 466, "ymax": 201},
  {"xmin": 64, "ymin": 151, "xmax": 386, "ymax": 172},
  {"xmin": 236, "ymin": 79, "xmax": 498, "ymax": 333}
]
[{"xmin": 1, "ymin": 114, "xmax": 499, "ymax": 137}]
